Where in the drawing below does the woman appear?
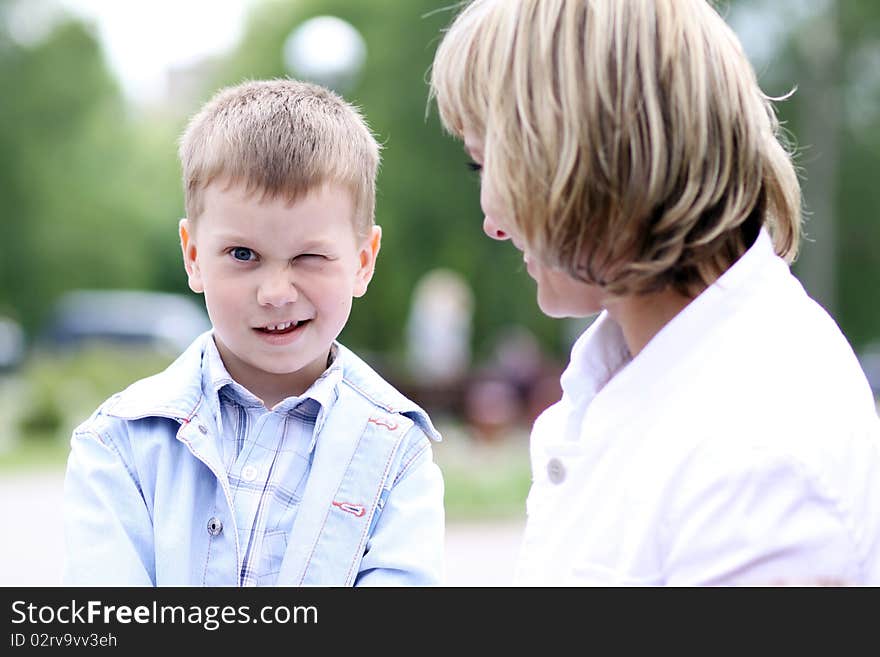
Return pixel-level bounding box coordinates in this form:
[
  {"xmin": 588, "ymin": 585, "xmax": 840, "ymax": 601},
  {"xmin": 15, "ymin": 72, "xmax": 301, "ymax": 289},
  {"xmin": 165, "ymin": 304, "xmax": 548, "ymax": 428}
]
[{"xmin": 430, "ymin": 0, "xmax": 880, "ymax": 585}]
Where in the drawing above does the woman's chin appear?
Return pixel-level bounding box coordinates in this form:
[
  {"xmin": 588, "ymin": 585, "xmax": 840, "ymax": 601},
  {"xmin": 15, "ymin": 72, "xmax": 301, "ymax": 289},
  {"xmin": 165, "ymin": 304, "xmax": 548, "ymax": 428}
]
[
  {"xmin": 537, "ymin": 293, "xmax": 602, "ymax": 319},
  {"xmin": 536, "ymin": 295, "xmax": 569, "ymax": 318}
]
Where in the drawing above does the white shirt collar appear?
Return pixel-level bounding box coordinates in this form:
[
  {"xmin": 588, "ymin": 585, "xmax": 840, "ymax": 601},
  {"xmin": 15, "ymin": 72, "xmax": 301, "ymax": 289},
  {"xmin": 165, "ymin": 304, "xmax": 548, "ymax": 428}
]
[
  {"xmin": 563, "ymin": 229, "xmax": 779, "ymax": 406},
  {"xmin": 201, "ymin": 335, "xmax": 342, "ymax": 440}
]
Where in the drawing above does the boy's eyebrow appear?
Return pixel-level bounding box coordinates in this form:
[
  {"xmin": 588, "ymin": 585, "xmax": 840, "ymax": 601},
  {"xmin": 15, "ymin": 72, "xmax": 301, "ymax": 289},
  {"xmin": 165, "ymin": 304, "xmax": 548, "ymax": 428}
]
[
  {"xmin": 295, "ymin": 239, "xmax": 335, "ymax": 252},
  {"xmin": 213, "ymin": 232, "xmax": 334, "ymax": 251},
  {"xmin": 212, "ymin": 231, "xmax": 255, "ymax": 244}
]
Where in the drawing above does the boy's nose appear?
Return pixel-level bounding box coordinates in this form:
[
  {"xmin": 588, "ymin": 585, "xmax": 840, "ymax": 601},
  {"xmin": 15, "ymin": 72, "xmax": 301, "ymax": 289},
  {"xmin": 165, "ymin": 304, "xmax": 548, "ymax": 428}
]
[{"xmin": 257, "ymin": 270, "xmax": 299, "ymax": 307}]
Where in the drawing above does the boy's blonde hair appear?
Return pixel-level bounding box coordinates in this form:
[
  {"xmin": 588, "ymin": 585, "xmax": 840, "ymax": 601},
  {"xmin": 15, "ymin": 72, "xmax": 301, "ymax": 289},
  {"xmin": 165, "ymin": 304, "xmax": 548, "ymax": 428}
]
[
  {"xmin": 179, "ymin": 79, "xmax": 380, "ymax": 239},
  {"xmin": 430, "ymin": 0, "xmax": 802, "ymax": 296}
]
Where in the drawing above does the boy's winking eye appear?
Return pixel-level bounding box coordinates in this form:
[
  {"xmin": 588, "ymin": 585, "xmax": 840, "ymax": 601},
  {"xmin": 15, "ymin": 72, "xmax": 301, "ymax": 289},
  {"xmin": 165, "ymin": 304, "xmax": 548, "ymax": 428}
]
[{"xmin": 223, "ymin": 245, "xmax": 334, "ymax": 265}]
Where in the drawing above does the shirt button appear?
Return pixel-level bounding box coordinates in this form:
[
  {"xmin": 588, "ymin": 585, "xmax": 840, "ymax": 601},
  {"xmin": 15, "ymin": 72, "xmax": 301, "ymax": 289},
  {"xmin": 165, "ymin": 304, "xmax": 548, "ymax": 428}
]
[
  {"xmin": 207, "ymin": 517, "xmax": 223, "ymax": 536},
  {"xmin": 547, "ymin": 458, "xmax": 566, "ymax": 484},
  {"xmin": 241, "ymin": 465, "xmax": 258, "ymax": 482},
  {"xmin": 198, "ymin": 424, "xmax": 208, "ymax": 435}
]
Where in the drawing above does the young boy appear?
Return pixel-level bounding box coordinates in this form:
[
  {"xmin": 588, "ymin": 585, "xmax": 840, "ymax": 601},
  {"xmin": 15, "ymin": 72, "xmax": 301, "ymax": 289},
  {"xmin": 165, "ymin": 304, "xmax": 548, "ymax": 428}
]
[{"xmin": 63, "ymin": 79, "xmax": 445, "ymax": 586}]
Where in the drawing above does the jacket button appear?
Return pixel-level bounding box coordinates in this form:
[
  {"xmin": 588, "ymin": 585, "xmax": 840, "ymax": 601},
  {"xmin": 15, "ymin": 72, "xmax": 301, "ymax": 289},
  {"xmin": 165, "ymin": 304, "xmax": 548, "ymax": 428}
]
[
  {"xmin": 198, "ymin": 424, "xmax": 208, "ymax": 434},
  {"xmin": 547, "ymin": 458, "xmax": 566, "ymax": 484},
  {"xmin": 207, "ymin": 517, "xmax": 223, "ymax": 536}
]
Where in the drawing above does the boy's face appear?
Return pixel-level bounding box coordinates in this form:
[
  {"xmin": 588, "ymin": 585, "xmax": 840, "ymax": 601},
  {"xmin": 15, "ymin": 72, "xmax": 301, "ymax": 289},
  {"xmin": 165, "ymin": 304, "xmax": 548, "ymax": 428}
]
[
  {"xmin": 179, "ymin": 181, "xmax": 380, "ymax": 401},
  {"xmin": 463, "ymin": 129, "xmax": 604, "ymax": 319}
]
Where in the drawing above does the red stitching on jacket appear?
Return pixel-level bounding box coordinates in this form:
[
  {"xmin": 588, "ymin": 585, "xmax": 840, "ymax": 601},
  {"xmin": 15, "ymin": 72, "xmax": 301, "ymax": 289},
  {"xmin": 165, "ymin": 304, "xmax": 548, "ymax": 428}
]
[
  {"xmin": 368, "ymin": 417, "xmax": 398, "ymax": 431},
  {"xmin": 332, "ymin": 500, "xmax": 366, "ymax": 518}
]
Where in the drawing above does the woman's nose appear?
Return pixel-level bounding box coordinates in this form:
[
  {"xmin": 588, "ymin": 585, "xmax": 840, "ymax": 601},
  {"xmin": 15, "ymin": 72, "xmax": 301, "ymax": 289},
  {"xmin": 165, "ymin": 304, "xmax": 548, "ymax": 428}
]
[
  {"xmin": 483, "ymin": 215, "xmax": 509, "ymax": 241},
  {"xmin": 257, "ymin": 270, "xmax": 298, "ymax": 307}
]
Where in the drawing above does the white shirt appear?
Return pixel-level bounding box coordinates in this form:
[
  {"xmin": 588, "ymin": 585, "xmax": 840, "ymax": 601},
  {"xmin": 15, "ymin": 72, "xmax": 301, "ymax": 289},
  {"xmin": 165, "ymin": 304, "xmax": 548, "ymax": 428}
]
[{"xmin": 515, "ymin": 230, "xmax": 880, "ymax": 586}]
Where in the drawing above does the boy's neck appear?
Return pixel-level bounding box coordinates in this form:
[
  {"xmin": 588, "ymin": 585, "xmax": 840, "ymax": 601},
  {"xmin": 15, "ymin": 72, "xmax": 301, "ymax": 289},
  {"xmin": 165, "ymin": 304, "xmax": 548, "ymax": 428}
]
[{"xmin": 212, "ymin": 337, "xmax": 330, "ymax": 410}]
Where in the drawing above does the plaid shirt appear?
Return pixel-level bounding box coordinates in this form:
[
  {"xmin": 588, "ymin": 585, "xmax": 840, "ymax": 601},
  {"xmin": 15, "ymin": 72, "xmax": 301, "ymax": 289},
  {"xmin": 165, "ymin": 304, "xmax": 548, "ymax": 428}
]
[{"xmin": 202, "ymin": 337, "xmax": 342, "ymax": 586}]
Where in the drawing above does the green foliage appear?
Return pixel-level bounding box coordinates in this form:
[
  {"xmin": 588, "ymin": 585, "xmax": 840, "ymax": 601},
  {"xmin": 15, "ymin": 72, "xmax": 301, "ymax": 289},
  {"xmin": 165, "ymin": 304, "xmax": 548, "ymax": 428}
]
[
  {"xmin": 779, "ymin": 1, "xmax": 880, "ymax": 350},
  {"xmin": 0, "ymin": 13, "xmax": 179, "ymax": 335},
  {"xmin": 5, "ymin": 346, "xmax": 173, "ymax": 449},
  {"xmin": 832, "ymin": 2, "xmax": 880, "ymax": 348}
]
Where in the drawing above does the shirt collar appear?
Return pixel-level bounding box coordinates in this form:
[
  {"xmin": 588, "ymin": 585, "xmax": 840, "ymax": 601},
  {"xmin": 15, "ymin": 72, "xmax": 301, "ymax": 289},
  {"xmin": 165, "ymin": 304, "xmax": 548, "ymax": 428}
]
[
  {"xmin": 201, "ymin": 335, "xmax": 343, "ymax": 448},
  {"xmin": 565, "ymin": 228, "xmax": 779, "ymax": 406},
  {"xmin": 560, "ymin": 313, "xmax": 629, "ymax": 405}
]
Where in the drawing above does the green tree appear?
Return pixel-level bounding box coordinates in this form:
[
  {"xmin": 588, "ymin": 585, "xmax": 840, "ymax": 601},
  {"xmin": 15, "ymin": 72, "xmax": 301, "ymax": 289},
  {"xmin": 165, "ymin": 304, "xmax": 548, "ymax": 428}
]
[
  {"xmin": 728, "ymin": 0, "xmax": 880, "ymax": 351},
  {"xmin": 0, "ymin": 4, "xmax": 186, "ymax": 337}
]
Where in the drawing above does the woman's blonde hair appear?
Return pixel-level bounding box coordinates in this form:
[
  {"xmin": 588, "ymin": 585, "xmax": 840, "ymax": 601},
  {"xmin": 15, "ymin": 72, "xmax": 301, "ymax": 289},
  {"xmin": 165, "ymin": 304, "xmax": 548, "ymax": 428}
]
[
  {"xmin": 430, "ymin": 0, "xmax": 802, "ymax": 296},
  {"xmin": 179, "ymin": 79, "xmax": 380, "ymax": 239}
]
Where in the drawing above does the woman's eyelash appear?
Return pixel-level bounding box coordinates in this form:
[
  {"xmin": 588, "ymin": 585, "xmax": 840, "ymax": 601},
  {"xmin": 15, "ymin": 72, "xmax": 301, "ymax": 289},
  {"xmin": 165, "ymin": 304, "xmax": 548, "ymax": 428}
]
[{"xmin": 466, "ymin": 160, "xmax": 483, "ymax": 172}]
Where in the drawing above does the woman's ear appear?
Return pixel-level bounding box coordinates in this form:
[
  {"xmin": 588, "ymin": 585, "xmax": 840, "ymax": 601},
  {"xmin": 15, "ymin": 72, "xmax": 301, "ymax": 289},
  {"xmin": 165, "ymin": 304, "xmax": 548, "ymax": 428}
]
[
  {"xmin": 353, "ymin": 225, "xmax": 382, "ymax": 298},
  {"xmin": 179, "ymin": 218, "xmax": 204, "ymax": 294}
]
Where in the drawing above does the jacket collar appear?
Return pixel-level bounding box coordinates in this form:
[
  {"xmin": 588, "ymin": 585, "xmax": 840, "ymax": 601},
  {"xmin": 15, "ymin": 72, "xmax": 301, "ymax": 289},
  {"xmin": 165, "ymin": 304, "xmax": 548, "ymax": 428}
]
[
  {"xmin": 102, "ymin": 330, "xmax": 214, "ymax": 422},
  {"xmin": 336, "ymin": 343, "xmax": 441, "ymax": 442},
  {"xmin": 101, "ymin": 331, "xmax": 441, "ymax": 441}
]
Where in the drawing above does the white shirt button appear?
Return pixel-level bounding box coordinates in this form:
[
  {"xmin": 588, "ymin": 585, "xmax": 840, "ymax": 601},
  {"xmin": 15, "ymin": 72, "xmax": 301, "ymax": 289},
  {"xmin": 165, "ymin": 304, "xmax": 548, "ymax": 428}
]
[
  {"xmin": 547, "ymin": 458, "xmax": 566, "ymax": 484},
  {"xmin": 241, "ymin": 465, "xmax": 258, "ymax": 482}
]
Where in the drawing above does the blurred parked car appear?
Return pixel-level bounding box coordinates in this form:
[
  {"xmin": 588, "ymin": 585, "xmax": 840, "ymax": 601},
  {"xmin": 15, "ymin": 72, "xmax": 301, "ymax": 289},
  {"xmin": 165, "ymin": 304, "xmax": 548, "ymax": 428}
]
[
  {"xmin": 41, "ymin": 289, "xmax": 211, "ymax": 356},
  {"xmin": 0, "ymin": 316, "xmax": 26, "ymax": 372}
]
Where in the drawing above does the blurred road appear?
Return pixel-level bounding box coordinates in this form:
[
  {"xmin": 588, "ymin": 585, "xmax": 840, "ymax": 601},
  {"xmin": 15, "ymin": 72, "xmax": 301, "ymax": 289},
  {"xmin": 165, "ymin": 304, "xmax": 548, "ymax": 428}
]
[{"xmin": 0, "ymin": 469, "xmax": 524, "ymax": 587}]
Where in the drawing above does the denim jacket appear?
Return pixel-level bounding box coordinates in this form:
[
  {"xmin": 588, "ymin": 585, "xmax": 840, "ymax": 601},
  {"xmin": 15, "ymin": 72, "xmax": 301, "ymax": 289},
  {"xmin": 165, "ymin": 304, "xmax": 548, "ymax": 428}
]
[{"xmin": 63, "ymin": 332, "xmax": 445, "ymax": 586}]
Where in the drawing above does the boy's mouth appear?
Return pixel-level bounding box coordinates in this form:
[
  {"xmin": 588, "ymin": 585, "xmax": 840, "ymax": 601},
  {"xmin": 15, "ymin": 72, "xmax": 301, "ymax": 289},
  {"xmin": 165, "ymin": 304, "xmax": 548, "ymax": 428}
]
[{"xmin": 255, "ymin": 320, "xmax": 309, "ymax": 335}]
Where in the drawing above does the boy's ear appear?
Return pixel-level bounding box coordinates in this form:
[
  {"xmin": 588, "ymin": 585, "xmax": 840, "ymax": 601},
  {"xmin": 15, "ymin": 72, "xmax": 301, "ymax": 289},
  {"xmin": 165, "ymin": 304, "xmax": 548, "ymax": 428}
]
[
  {"xmin": 179, "ymin": 218, "xmax": 204, "ymax": 294},
  {"xmin": 353, "ymin": 225, "xmax": 382, "ymax": 298}
]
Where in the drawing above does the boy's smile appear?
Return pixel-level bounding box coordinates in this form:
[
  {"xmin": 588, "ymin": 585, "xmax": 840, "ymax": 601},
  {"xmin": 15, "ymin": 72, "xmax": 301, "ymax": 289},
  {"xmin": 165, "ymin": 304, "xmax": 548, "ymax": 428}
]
[
  {"xmin": 179, "ymin": 180, "xmax": 381, "ymax": 407},
  {"xmin": 253, "ymin": 319, "xmax": 309, "ymax": 342}
]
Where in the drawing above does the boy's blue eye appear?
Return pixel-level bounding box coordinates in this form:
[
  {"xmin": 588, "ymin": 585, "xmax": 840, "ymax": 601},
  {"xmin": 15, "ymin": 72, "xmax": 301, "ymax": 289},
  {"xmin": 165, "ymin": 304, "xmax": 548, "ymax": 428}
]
[{"xmin": 231, "ymin": 247, "xmax": 254, "ymax": 262}]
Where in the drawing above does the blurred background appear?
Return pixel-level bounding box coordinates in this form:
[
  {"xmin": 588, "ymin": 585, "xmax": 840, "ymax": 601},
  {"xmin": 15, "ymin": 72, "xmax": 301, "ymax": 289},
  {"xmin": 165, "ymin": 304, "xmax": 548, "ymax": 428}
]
[{"xmin": 1, "ymin": 0, "xmax": 879, "ymax": 584}]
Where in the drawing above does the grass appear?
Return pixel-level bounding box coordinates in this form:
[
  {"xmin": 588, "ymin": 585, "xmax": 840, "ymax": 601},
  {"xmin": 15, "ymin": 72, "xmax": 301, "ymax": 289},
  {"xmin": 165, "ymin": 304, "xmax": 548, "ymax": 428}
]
[
  {"xmin": 432, "ymin": 422, "xmax": 531, "ymax": 522},
  {"xmin": 0, "ymin": 437, "xmax": 70, "ymax": 473},
  {"xmin": 0, "ymin": 345, "xmax": 173, "ymax": 473}
]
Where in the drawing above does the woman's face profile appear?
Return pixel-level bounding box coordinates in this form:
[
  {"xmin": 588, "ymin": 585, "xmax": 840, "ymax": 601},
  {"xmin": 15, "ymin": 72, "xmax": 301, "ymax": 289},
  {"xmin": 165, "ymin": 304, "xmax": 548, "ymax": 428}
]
[{"xmin": 463, "ymin": 128, "xmax": 604, "ymax": 319}]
